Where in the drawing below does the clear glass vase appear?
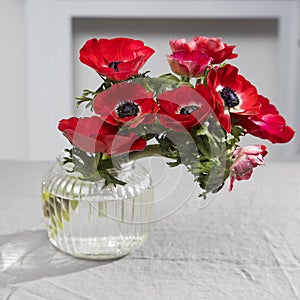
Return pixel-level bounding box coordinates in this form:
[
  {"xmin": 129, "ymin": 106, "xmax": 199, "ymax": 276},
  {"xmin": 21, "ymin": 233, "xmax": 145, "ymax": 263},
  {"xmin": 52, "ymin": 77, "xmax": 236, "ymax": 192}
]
[{"xmin": 41, "ymin": 159, "xmax": 153, "ymax": 260}]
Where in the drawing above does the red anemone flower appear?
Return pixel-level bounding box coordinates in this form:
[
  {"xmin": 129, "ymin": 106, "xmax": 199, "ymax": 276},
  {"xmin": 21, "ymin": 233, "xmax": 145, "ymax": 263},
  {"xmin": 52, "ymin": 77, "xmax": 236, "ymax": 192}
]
[
  {"xmin": 157, "ymin": 85, "xmax": 211, "ymax": 131},
  {"xmin": 229, "ymin": 145, "xmax": 267, "ymax": 191},
  {"xmin": 58, "ymin": 116, "xmax": 146, "ymax": 154},
  {"xmin": 232, "ymin": 95, "xmax": 295, "ymax": 143},
  {"xmin": 94, "ymin": 82, "xmax": 158, "ymax": 128},
  {"xmin": 195, "ymin": 83, "xmax": 231, "ymax": 132},
  {"xmin": 169, "ymin": 36, "xmax": 238, "ymax": 64},
  {"xmin": 206, "ymin": 64, "xmax": 260, "ymax": 132},
  {"xmin": 166, "ymin": 50, "xmax": 212, "ymax": 78},
  {"xmin": 79, "ymin": 37, "xmax": 154, "ymax": 81}
]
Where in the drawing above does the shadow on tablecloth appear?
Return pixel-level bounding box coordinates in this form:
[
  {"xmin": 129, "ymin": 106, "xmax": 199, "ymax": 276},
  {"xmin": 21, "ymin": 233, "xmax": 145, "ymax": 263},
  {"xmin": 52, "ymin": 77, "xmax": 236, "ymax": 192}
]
[{"xmin": 0, "ymin": 230, "xmax": 110, "ymax": 285}]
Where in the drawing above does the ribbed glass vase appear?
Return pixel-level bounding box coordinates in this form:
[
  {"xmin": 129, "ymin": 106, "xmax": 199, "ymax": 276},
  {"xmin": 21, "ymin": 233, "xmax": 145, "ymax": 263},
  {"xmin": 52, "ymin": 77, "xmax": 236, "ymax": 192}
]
[{"xmin": 41, "ymin": 160, "xmax": 153, "ymax": 260}]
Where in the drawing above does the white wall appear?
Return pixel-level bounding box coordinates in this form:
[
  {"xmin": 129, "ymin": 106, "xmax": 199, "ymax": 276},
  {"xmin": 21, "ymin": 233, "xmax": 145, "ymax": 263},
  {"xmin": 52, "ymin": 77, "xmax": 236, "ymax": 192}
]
[{"xmin": 0, "ymin": 0, "xmax": 27, "ymax": 160}]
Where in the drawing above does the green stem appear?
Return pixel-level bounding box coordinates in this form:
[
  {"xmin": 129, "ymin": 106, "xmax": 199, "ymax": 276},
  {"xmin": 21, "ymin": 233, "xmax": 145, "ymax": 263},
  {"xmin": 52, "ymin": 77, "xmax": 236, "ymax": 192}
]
[
  {"xmin": 180, "ymin": 76, "xmax": 190, "ymax": 83},
  {"xmin": 98, "ymin": 144, "xmax": 163, "ymax": 169},
  {"xmin": 129, "ymin": 144, "xmax": 162, "ymax": 160}
]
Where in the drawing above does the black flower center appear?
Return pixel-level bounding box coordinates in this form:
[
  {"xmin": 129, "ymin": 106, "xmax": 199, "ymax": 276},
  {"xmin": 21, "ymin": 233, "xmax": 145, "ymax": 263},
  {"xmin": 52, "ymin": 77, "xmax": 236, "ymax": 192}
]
[
  {"xmin": 116, "ymin": 101, "xmax": 140, "ymax": 118},
  {"xmin": 109, "ymin": 61, "xmax": 121, "ymax": 72},
  {"xmin": 219, "ymin": 87, "xmax": 240, "ymax": 107},
  {"xmin": 179, "ymin": 105, "xmax": 199, "ymax": 115}
]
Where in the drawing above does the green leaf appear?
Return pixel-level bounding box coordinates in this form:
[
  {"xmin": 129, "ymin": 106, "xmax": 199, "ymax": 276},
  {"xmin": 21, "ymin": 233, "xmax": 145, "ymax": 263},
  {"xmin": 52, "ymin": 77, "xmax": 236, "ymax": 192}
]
[
  {"xmin": 54, "ymin": 197, "xmax": 62, "ymax": 223},
  {"xmin": 42, "ymin": 191, "xmax": 50, "ymax": 202},
  {"xmin": 50, "ymin": 226, "xmax": 58, "ymax": 236},
  {"xmin": 134, "ymin": 77, "xmax": 181, "ymax": 97},
  {"xmin": 61, "ymin": 148, "xmax": 128, "ymax": 189},
  {"xmin": 62, "ymin": 198, "xmax": 69, "ymax": 213},
  {"xmin": 70, "ymin": 200, "xmax": 79, "ymax": 211},
  {"xmin": 167, "ymin": 159, "xmax": 181, "ymax": 168},
  {"xmin": 51, "ymin": 215, "xmax": 57, "ymax": 227},
  {"xmin": 159, "ymin": 73, "xmax": 180, "ymax": 82},
  {"xmin": 56, "ymin": 217, "xmax": 63, "ymax": 230},
  {"xmin": 231, "ymin": 125, "xmax": 246, "ymax": 140},
  {"xmin": 62, "ymin": 209, "xmax": 70, "ymax": 222},
  {"xmin": 156, "ymin": 135, "xmax": 180, "ymax": 159},
  {"xmin": 98, "ymin": 169, "xmax": 126, "ymax": 187}
]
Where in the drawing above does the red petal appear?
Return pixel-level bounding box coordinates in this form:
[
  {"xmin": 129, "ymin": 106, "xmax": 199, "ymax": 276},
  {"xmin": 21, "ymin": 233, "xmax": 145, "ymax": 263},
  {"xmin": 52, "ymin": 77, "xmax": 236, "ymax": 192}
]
[
  {"xmin": 105, "ymin": 133, "xmax": 147, "ymax": 155},
  {"xmin": 157, "ymin": 85, "xmax": 211, "ymax": 131},
  {"xmin": 79, "ymin": 37, "xmax": 154, "ymax": 80},
  {"xmin": 58, "ymin": 117, "xmax": 78, "ymax": 132}
]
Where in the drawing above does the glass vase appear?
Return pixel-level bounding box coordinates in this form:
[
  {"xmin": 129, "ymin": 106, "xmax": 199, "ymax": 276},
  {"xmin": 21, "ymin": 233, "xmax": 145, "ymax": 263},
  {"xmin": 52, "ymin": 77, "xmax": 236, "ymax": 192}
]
[{"xmin": 41, "ymin": 159, "xmax": 153, "ymax": 260}]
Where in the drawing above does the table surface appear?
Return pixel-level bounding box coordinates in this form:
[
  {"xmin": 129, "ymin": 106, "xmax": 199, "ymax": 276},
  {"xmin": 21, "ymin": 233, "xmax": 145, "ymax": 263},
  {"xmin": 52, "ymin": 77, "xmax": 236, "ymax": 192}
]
[{"xmin": 0, "ymin": 161, "xmax": 300, "ymax": 300}]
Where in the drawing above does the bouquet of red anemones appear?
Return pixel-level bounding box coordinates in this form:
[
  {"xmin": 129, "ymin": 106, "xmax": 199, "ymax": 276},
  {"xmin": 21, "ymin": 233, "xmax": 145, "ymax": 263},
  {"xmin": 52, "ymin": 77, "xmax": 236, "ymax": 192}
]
[{"xmin": 58, "ymin": 36, "xmax": 294, "ymax": 198}]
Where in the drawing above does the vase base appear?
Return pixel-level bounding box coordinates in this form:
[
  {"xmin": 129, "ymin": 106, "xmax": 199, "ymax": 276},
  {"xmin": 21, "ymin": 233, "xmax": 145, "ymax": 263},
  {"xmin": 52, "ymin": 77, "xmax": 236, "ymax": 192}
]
[{"xmin": 48, "ymin": 234, "xmax": 148, "ymax": 260}]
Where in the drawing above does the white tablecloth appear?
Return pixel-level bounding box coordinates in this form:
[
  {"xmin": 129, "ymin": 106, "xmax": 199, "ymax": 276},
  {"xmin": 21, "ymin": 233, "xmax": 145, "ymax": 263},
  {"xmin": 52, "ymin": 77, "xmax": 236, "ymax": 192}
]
[{"xmin": 0, "ymin": 161, "xmax": 300, "ymax": 299}]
